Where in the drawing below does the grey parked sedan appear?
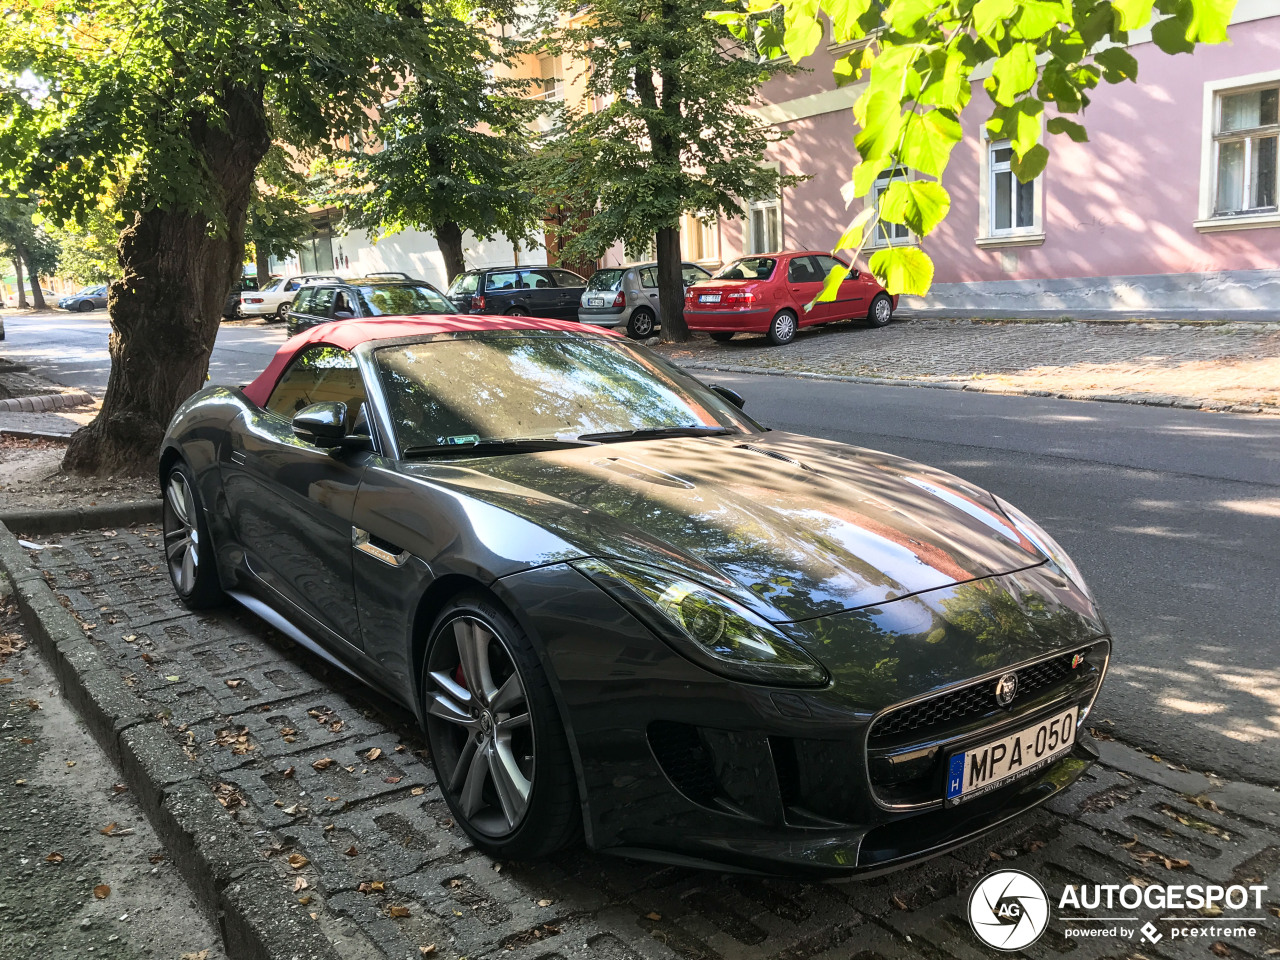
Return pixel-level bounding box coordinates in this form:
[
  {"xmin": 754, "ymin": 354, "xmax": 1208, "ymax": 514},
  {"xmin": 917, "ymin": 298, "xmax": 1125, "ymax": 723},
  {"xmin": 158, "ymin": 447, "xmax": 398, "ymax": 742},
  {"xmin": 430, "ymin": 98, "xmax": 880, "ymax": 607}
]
[
  {"xmin": 58, "ymin": 284, "xmax": 109, "ymax": 312},
  {"xmin": 578, "ymin": 261, "xmax": 712, "ymax": 338}
]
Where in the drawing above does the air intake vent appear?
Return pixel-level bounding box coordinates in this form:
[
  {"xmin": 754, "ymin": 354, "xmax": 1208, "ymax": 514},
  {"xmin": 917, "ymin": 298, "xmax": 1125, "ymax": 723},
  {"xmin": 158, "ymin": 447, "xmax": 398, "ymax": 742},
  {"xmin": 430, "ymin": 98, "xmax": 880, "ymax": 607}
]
[
  {"xmin": 648, "ymin": 721, "xmax": 718, "ymax": 805},
  {"xmin": 735, "ymin": 444, "xmax": 809, "ymax": 470}
]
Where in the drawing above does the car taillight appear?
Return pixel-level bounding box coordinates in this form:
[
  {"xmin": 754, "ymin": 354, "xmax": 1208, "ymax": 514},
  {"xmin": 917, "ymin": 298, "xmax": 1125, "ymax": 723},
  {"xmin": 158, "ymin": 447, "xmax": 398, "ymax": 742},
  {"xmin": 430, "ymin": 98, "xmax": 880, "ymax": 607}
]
[
  {"xmin": 244, "ymin": 297, "xmax": 264, "ymax": 304},
  {"xmin": 727, "ymin": 291, "xmax": 756, "ymax": 305},
  {"xmin": 613, "ymin": 291, "xmax": 625, "ymax": 307},
  {"xmin": 472, "ymin": 294, "xmax": 485, "ymax": 311}
]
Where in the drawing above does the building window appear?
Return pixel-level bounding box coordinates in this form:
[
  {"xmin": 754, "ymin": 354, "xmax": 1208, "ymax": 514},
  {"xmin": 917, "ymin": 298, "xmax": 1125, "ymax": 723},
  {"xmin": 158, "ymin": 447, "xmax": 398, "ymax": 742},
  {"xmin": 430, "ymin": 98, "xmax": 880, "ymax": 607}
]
[
  {"xmin": 538, "ymin": 55, "xmax": 563, "ymax": 102},
  {"xmin": 1213, "ymin": 84, "xmax": 1278, "ymax": 216},
  {"xmin": 746, "ymin": 190, "xmax": 782, "ymax": 254},
  {"xmin": 869, "ymin": 169, "xmax": 912, "ymax": 247},
  {"xmin": 681, "ymin": 215, "xmax": 719, "ymax": 263},
  {"xmin": 988, "ymin": 141, "xmax": 1037, "ymax": 234}
]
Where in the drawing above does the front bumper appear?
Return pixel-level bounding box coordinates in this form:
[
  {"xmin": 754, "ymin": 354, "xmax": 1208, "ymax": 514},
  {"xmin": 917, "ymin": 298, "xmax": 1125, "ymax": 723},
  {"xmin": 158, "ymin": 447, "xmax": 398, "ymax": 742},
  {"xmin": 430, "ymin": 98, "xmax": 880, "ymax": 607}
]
[{"xmin": 495, "ymin": 562, "xmax": 1109, "ymax": 877}]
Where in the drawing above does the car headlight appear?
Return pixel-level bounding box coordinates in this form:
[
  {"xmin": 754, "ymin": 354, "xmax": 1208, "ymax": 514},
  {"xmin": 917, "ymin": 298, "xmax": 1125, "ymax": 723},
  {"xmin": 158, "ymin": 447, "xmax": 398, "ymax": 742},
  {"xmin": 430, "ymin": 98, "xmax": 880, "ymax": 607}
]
[
  {"xmin": 994, "ymin": 496, "xmax": 1093, "ymax": 600},
  {"xmin": 573, "ymin": 558, "xmax": 828, "ymax": 687}
]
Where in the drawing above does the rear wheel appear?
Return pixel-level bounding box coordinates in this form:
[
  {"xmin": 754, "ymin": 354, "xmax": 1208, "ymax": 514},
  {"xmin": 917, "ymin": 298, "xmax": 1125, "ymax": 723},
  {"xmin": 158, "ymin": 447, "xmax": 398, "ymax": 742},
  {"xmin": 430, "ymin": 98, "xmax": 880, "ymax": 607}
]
[
  {"xmin": 505, "ymin": 306, "xmax": 529, "ymax": 317},
  {"xmin": 161, "ymin": 461, "xmax": 224, "ymax": 609},
  {"xmin": 421, "ymin": 592, "xmax": 580, "ymax": 859},
  {"xmin": 275, "ymin": 302, "xmax": 291, "ymax": 322},
  {"xmin": 767, "ymin": 310, "xmax": 798, "ymax": 346},
  {"xmin": 626, "ymin": 307, "xmax": 656, "ymax": 339},
  {"xmin": 867, "ymin": 294, "xmax": 893, "ymax": 328},
  {"xmin": 709, "ymin": 332, "xmax": 735, "ymax": 343}
]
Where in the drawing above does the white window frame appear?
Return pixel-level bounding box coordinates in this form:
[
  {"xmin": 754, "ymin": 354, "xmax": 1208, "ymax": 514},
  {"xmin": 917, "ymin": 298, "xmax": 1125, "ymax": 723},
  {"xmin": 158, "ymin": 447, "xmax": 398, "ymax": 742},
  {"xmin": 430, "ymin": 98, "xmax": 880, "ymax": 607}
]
[
  {"xmin": 681, "ymin": 213, "xmax": 720, "ymax": 265},
  {"xmin": 867, "ymin": 168, "xmax": 915, "ymax": 249},
  {"xmin": 743, "ymin": 161, "xmax": 783, "ymax": 255},
  {"xmin": 537, "ymin": 54, "xmax": 564, "ymax": 102},
  {"xmin": 1195, "ymin": 69, "xmax": 1280, "ymax": 233},
  {"xmin": 976, "ymin": 133, "xmax": 1045, "ymax": 248}
]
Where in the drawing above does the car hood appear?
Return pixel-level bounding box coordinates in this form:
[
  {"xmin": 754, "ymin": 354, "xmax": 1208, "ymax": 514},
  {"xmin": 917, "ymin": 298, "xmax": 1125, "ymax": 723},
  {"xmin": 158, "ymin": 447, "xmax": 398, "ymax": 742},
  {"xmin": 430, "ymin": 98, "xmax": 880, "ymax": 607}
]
[{"xmin": 398, "ymin": 432, "xmax": 1049, "ymax": 623}]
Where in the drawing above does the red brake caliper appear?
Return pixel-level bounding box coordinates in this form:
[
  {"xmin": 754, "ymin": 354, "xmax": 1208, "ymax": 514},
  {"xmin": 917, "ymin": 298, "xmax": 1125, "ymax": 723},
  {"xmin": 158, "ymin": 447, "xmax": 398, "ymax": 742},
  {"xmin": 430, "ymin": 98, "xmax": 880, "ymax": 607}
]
[{"xmin": 455, "ymin": 664, "xmax": 468, "ymax": 689}]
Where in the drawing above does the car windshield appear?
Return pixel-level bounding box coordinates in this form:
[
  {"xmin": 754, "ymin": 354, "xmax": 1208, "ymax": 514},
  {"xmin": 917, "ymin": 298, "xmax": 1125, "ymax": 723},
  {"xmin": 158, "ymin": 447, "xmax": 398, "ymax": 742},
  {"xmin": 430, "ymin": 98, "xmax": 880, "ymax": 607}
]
[
  {"xmin": 447, "ymin": 273, "xmax": 481, "ymax": 296},
  {"xmin": 74, "ymin": 286, "xmax": 98, "ymax": 296},
  {"xmin": 586, "ymin": 269, "xmax": 625, "ymax": 291},
  {"xmin": 713, "ymin": 258, "xmax": 776, "ymax": 280},
  {"xmin": 373, "ymin": 334, "xmax": 756, "ymax": 452},
  {"xmin": 354, "ymin": 284, "xmax": 454, "ymax": 317}
]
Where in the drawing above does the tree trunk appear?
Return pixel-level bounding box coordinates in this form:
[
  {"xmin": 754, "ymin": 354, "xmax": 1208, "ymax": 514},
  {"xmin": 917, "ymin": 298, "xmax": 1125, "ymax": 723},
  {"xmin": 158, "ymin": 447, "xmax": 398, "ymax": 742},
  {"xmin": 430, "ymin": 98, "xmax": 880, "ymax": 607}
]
[
  {"xmin": 435, "ymin": 221, "xmax": 465, "ymax": 285},
  {"xmin": 23, "ymin": 249, "xmax": 46, "ymax": 310},
  {"xmin": 63, "ymin": 82, "xmax": 270, "ymax": 477},
  {"xmin": 656, "ymin": 226, "xmax": 688, "ymax": 342},
  {"xmin": 254, "ymin": 241, "xmax": 272, "ymax": 288},
  {"xmin": 12, "ymin": 256, "xmax": 27, "ymax": 309}
]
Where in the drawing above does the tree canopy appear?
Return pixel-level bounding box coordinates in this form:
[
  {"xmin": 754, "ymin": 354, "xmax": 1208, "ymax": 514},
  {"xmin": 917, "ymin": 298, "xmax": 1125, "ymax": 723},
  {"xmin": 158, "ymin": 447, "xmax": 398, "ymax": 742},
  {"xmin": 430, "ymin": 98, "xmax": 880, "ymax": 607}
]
[
  {"xmin": 530, "ymin": 0, "xmax": 801, "ymax": 340},
  {"xmin": 712, "ymin": 0, "xmax": 1238, "ymax": 300}
]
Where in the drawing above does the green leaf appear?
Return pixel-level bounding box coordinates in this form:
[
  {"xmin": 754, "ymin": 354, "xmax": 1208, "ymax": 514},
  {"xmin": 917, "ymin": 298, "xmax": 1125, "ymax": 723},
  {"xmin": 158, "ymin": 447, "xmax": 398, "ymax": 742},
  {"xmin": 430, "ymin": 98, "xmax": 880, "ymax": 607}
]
[
  {"xmin": 854, "ymin": 90, "xmax": 905, "ymax": 162},
  {"xmin": 1046, "ymin": 115, "xmax": 1089, "ymax": 142},
  {"xmin": 1151, "ymin": 14, "xmax": 1196, "ymax": 53},
  {"xmin": 972, "ymin": 0, "xmax": 1019, "ymax": 35},
  {"xmin": 988, "ymin": 99, "xmax": 1044, "ymax": 157},
  {"xmin": 785, "ymin": 17, "xmax": 824, "ymax": 63},
  {"xmin": 1094, "ymin": 46, "xmax": 1139, "ymax": 83},
  {"xmin": 1010, "ymin": 142, "xmax": 1050, "ymax": 181},
  {"xmin": 918, "ymin": 47, "xmax": 971, "ymax": 110},
  {"xmin": 813, "ymin": 262, "xmax": 851, "ymax": 305},
  {"xmin": 869, "ymin": 246, "xmax": 935, "ymax": 296},
  {"xmin": 1187, "ymin": 0, "xmax": 1233, "ymax": 43},
  {"xmin": 848, "ymin": 158, "xmax": 892, "ymax": 199},
  {"xmin": 899, "ymin": 109, "xmax": 963, "ymax": 178},
  {"xmin": 885, "ymin": 0, "xmax": 936, "ymax": 32},
  {"xmin": 1110, "ymin": 0, "xmax": 1155, "ymax": 30},
  {"xmin": 988, "ymin": 43, "xmax": 1039, "ymax": 106},
  {"xmin": 1011, "ymin": 1, "xmax": 1067, "ymax": 40},
  {"xmin": 834, "ymin": 206, "xmax": 877, "ymax": 250},
  {"xmin": 829, "ymin": 0, "xmax": 875, "ymax": 42},
  {"xmin": 879, "ymin": 179, "xmax": 952, "ymax": 234}
]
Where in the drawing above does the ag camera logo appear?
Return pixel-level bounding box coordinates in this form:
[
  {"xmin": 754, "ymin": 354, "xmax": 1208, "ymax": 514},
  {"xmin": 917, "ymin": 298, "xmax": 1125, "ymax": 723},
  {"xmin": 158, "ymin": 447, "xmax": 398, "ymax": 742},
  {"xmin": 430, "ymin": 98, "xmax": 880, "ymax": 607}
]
[{"xmin": 969, "ymin": 870, "xmax": 1051, "ymax": 951}]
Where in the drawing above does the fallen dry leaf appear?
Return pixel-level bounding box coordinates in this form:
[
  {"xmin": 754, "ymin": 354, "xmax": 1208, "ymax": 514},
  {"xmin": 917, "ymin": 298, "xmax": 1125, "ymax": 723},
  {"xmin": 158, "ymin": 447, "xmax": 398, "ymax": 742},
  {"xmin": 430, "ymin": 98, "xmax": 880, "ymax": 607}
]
[
  {"xmin": 93, "ymin": 884, "xmax": 111, "ymax": 899},
  {"xmin": 180, "ymin": 952, "xmax": 210, "ymax": 960},
  {"xmin": 384, "ymin": 776, "xmax": 402, "ymax": 784},
  {"xmin": 294, "ymin": 877, "xmax": 309, "ymax": 892},
  {"xmin": 344, "ymin": 846, "xmax": 358, "ymax": 857},
  {"xmin": 24, "ymin": 698, "xmax": 40, "ymax": 711},
  {"xmin": 148, "ymin": 853, "xmax": 165, "ymax": 864},
  {"xmin": 1211, "ymin": 943, "xmax": 1232, "ymax": 958},
  {"xmin": 0, "ymin": 678, "xmax": 13, "ymax": 685},
  {"xmin": 100, "ymin": 822, "xmax": 118, "ymax": 836},
  {"xmin": 420, "ymin": 946, "xmax": 436, "ymax": 956},
  {"xmin": 329, "ymin": 720, "xmax": 344, "ymax": 732},
  {"xmin": 891, "ymin": 894, "xmax": 909, "ymax": 910},
  {"xmin": 111, "ymin": 783, "xmax": 127, "ymax": 794},
  {"xmin": 325, "ymin": 795, "xmax": 341, "ymax": 802},
  {"xmin": 287, "ymin": 853, "xmax": 309, "ymax": 870},
  {"xmin": 312, "ymin": 757, "xmax": 335, "ymax": 771},
  {"xmin": 645, "ymin": 911, "xmax": 661, "ymax": 921},
  {"xmin": 297, "ymin": 895, "xmax": 312, "ymax": 905},
  {"xmin": 387, "ymin": 904, "xmax": 410, "ymax": 918},
  {"xmin": 282, "ymin": 766, "xmax": 295, "ymax": 778},
  {"xmin": 410, "ymin": 786, "xmax": 425, "ymax": 797},
  {"xmin": 225, "ymin": 679, "xmax": 244, "ymax": 688},
  {"xmin": 365, "ymin": 747, "xmax": 382, "ymax": 761},
  {"xmin": 537, "ymin": 899, "xmax": 553, "ymax": 907},
  {"xmin": 46, "ymin": 852, "xmax": 64, "ymax": 864},
  {"xmin": 395, "ymin": 744, "xmax": 406, "ymax": 753}
]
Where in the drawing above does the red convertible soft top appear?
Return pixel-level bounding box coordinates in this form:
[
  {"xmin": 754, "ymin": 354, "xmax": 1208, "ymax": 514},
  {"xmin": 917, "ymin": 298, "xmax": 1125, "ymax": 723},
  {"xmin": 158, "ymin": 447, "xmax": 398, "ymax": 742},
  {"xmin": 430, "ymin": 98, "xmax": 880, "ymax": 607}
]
[{"xmin": 241, "ymin": 315, "xmax": 619, "ymax": 408}]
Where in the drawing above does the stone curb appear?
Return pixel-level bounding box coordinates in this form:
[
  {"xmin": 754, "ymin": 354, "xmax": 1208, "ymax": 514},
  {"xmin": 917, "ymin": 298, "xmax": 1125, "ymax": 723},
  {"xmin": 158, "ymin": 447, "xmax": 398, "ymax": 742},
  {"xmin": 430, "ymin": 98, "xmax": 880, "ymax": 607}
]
[
  {"xmin": 678, "ymin": 361, "xmax": 1280, "ymax": 417},
  {"xmin": 0, "ymin": 498, "xmax": 162, "ymax": 535},
  {"xmin": 0, "ymin": 519, "xmax": 343, "ymax": 960},
  {"xmin": 0, "ymin": 390, "xmax": 94, "ymax": 413},
  {"xmin": 0, "ymin": 427, "xmax": 75, "ymax": 441}
]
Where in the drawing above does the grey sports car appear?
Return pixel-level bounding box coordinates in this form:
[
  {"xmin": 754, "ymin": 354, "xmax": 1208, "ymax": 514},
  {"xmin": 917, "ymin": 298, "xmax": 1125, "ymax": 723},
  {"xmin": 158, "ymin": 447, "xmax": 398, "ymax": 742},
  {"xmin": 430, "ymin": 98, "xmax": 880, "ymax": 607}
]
[{"xmin": 159, "ymin": 314, "xmax": 1110, "ymax": 876}]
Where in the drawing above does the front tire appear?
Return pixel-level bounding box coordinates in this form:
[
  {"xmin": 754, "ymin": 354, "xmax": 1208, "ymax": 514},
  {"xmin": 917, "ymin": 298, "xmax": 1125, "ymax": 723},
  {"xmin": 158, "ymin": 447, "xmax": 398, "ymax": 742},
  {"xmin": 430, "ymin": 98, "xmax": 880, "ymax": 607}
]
[
  {"xmin": 421, "ymin": 592, "xmax": 580, "ymax": 860},
  {"xmin": 77, "ymin": 300, "xmax": 94, "ymax": 312},
  {"xmin": 626, "ymin": 307, "xmax": 656, "ymax": 339},
  {"xmin": 767, "ymin": 309, "xmax": 798, "ymax": 345},
  {"xmin": 161, "ymin": 461, "xmax": 224, "ymax": 609},
  {"xmin": 867, "ymin": 294, "xmax": 893, "ymax": 328}
]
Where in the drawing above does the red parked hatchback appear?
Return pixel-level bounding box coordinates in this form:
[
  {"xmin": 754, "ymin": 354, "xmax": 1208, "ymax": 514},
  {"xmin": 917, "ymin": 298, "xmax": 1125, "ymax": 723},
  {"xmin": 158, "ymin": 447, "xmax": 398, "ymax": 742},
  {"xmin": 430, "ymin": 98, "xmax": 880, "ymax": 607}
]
[{"xmin": 684, "ymin": 251, "xmax": 897, "ymax": 345}]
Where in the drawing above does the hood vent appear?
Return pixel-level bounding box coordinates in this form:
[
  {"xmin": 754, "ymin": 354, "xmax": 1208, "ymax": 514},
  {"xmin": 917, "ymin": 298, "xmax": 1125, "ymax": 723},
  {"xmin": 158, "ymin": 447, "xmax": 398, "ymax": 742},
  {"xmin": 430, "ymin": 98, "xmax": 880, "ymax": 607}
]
[{"xmin": 736, "ymin": 443, "xmax": 810, "ymax": 470}]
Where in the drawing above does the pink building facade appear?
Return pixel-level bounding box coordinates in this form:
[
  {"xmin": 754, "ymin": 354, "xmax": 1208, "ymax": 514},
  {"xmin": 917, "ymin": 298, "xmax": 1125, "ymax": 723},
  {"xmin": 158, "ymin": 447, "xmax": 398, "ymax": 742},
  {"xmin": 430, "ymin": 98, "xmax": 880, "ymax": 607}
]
[{"xmin": 715, "ymin": 6, "xmax": 1280, "ymax": 319}]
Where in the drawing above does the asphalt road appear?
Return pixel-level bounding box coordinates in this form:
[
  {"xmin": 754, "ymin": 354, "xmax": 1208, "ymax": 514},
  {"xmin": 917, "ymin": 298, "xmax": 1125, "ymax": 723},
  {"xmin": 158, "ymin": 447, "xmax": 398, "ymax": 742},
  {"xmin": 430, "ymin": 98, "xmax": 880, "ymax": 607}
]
[{"xmin": 4, "ymin": 311, "xmax": 1278, "ymax": 783}]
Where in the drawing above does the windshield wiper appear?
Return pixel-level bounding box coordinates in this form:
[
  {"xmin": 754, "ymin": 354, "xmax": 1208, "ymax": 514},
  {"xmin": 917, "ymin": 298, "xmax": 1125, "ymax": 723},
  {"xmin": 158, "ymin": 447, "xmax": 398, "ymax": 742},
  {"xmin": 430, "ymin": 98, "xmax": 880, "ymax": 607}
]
[
  {"xmin": 577, "ymin": 426, "xmax": 735, "ymax": 443},
  {"xmin": 401, "ymin": 437, "xmax": 598, "ymax": 459}
]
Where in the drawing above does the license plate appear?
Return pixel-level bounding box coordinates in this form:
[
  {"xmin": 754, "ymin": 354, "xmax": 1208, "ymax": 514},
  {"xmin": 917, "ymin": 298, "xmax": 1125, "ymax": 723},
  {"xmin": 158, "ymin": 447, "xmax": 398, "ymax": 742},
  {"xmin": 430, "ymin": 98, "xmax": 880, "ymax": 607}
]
[
  {"xmin": 698, "ymin": 294, "xmax": 721, "ymax": 303},
  {"xmin": 588, "ymin": 298, "xmax": 604, "ymax": 306},
  {"xmin": 945, "ymin": 707, "xmax": 1077, "ymax": 804}
]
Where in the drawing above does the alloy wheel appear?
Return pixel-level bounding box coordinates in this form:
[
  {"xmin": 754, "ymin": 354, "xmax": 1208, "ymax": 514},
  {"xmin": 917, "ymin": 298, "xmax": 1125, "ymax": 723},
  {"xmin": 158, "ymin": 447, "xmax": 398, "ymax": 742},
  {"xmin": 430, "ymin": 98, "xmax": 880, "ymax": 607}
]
[
  {"xmin": 875, "ymin": 297, "xmax": 891, "ymax": 323},
  {"xmin": 629, "ymin": 310, "xmax": 654, "ymax": 338},
  {"xmin": 425, "ymin": 616, "xmax": 535, "ymax": 837},
  {"xmin": 163, "ymin": 472, "xmax": 200, "ymax": 595}
]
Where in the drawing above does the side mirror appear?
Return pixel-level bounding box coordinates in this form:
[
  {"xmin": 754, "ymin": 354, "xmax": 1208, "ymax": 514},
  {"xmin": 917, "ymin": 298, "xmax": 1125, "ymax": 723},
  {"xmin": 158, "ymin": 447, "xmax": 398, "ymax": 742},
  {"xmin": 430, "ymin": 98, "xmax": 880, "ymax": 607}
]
[
  {"xmin": 334, "ymin": 309, "xmax": 356, "ymax": 320},
  {"xmin": 292, "ymin": 402, "xmax": 371, "ymax": 452},
  {"xmin": 710, "ymin": 384, "xmax": 745, "ymax": 410}
]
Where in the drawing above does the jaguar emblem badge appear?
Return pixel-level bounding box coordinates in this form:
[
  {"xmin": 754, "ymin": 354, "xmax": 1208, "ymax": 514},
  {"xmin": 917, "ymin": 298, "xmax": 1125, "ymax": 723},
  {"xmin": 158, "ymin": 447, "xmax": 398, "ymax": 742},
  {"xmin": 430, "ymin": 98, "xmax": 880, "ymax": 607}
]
[{"xmin": 995, "ymin": 672, "xmax": 1019, "ymax": 707}]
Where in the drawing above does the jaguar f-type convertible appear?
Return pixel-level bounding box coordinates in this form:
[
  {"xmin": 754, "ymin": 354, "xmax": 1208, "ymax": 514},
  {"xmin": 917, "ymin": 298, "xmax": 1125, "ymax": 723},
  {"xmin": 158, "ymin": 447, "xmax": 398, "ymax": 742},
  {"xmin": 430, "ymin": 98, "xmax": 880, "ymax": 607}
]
[{"xmin": 160, "ymin": 315, "xmax": 1110, "ymax": 877}]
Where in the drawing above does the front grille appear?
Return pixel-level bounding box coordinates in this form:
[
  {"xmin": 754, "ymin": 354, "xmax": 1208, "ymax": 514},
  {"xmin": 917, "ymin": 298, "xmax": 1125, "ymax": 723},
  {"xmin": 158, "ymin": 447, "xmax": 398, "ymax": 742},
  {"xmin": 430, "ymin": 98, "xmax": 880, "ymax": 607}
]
[{"xmin": 869, "ymin": 651, "xmax": 1078, "ymax": 744}]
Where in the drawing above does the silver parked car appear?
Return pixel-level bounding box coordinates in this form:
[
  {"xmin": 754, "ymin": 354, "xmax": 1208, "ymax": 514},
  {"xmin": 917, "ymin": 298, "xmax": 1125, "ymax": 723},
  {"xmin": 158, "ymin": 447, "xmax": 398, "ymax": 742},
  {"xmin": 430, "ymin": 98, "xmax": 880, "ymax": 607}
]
[{"xmin": 578, "ymin": 261, "xmax": 712, "ymax": 338}]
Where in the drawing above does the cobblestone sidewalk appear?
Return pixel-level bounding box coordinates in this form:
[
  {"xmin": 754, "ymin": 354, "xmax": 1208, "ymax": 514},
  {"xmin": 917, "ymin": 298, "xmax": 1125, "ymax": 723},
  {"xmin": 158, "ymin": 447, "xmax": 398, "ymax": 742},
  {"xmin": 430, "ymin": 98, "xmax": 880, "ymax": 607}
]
[
  {"xmin": 659, "ymin": 320, "xmax": 1280, "ymax": 414},
  {"xmin": 19, "ymin": 525, "xmax": 1280, "ymax": 960}
]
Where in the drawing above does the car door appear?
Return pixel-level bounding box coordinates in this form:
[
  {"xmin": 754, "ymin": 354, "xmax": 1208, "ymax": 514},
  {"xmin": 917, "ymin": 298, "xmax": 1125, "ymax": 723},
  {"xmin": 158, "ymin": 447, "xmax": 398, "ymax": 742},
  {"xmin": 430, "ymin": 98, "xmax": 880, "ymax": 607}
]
[
  {"xmin": 521, "ymin": 269, "xmax": 560, "ymax": 317},
  {"xmin": 223, "ymin": 345, "xmax": 372, "ymax": 648},
  {"xmin": 814, "ymin": 254, "xmax": 865, "ymax": 321},
  {"xmin": 637, "ymin": 266, "xmax": 661, "ymax": 316},
  {"xmin": 483, "ymin": 270, "xmax": 525, "ymax": 314},
  {"xmin": 548, "ymin": 269, "xmax": 587, "ymax": 319},
  {"xmin": 92, "ymin": 286, "xmax": 109, "ymax": 308},
  {"xmin": 785, "ymin": 255, "xmax": 830, "ymax": 325}
]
